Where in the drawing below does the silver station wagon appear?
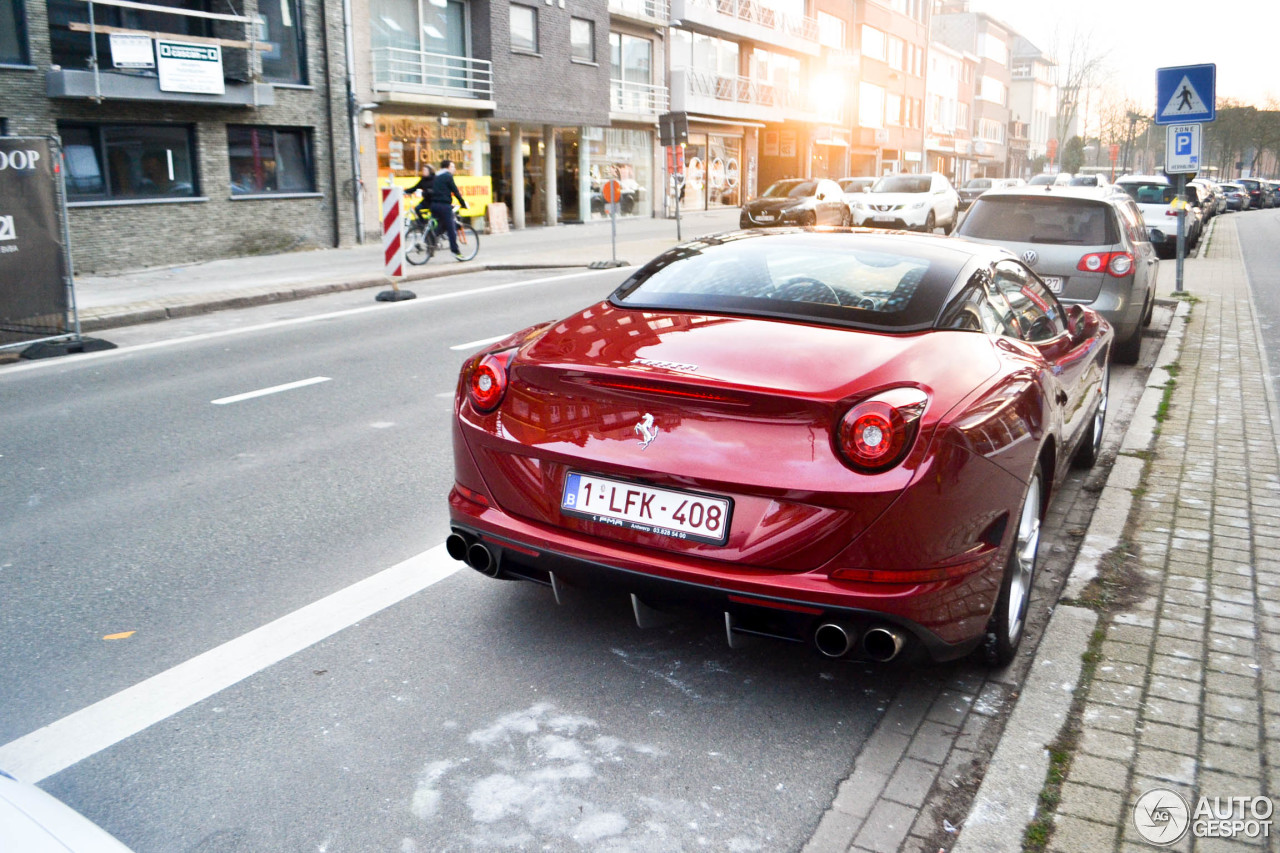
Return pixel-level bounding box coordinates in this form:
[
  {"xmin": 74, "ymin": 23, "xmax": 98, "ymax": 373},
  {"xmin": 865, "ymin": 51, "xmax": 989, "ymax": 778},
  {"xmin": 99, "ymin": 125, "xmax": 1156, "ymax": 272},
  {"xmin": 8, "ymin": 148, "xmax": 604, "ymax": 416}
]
[{"xmin": 955, "ymin": 185, "xmax": 1159, "ymax": 363}]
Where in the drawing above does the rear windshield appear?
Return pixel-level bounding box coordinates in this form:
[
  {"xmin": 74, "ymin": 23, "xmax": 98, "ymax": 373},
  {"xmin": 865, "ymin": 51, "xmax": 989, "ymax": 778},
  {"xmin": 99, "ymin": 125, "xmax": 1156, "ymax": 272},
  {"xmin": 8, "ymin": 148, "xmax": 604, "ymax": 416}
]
[
  {"xmin": 964, "ymin": 179, "xmax": 992, "ymax": 189},
  {"xmin": 873, "ymin": 175, "xmax": 931, "ymax": 194},
  {"xmin": 1118, "ymin": 182, "xmax": 1175, "ymax": 205},
  {"xmin": 762, "ymin": 179, "xmax": 814, "ymax": 199},
  {"xmin": 1028, "ymin": 175, "xmax": 1055, "ymax": 185},
  {"xmin": 610, "ymin": 231, "xmax": 971, "ymax": 333},
  {"xmin": 958, "ymin": 195, "xmax": 1117, "ymax": 245},
  {"xmin": 840, "ymin": 179, "xmax": 872, "ymax": 192}
]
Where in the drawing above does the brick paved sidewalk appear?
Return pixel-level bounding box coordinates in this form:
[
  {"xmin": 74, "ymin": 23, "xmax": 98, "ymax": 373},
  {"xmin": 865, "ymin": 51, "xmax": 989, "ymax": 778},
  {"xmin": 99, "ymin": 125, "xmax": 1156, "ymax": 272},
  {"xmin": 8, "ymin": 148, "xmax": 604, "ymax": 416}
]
[{"xmin": 1039, "ymin": 214, "xmax": 1280, "ymax": 852}]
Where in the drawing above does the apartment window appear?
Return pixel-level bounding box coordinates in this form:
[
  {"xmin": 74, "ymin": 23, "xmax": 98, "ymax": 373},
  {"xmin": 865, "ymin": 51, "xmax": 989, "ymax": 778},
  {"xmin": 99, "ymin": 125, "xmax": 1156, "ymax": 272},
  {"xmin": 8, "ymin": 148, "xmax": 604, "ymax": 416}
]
[
  {"xmin": 60, "ymin": 123, "xmax": 197, "ymax": 201},
  {"xmin": 859, "ymin": 82, "xmax": 884, "ymax": 129},
  {"xmin": 980, "ymin": 33, "xmax": 1007, "ymax": 65},
  {"xmin": 976, "ymin": 118, "xmax": 1004, "ymax": 144},
  {"xmin": 570, "ymin": 18, "xmax": 594, "ymax": 62},
  {"xmin": 257, "ymin": 0, "xmax": 305, "ymax": 83},
  {"xmin": 886, "ymin": 93, "xmax": 902, "ymax": 127},
  {"xmin": 751, "ymin": 48, "xmax": 800, "ymax": 106},
  {"xmin": 979, "ymin": 75, "xmax": 1006, "ymax": 105},
  {"xmin": 2, "ymin": 0, "xmax": 29, "ymax": 64},
  {"xmin": 509, "ymin": 4, "xmax": 537, "ymax": 53},
  {"xmin": 228, "ymin": 126, "xmax": 314, "ymax": 194},
  {"xmin": 49, "ymin": 0, "xmax": 210, "ymax": 71},
  {"xmin": 817, "ymin": 12, "xmax": 844, "ymax": 49},
  {"xmin": 860, "ymin": 25, "xmax": 885, "ymax": 62},
  {"xmin": 886, "ymin": 35, "xmax": 903, "ymax": 71},
  {"xmin": 610, "ymin": 32, "xmax": 651, "ymax": 82}
]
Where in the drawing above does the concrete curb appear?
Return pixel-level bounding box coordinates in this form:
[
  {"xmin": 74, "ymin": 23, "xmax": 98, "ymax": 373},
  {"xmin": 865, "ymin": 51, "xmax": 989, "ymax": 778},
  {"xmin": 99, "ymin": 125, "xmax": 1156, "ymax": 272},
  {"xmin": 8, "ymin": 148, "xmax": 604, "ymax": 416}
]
[
  {"xmin": 75, "ymin": 260, "xmax": 594, "ymax": 332},
  {"xmin": 953, "ymin": 297, "xmax": 1194, "ymax": 852},
  {"xmin": 951, "ymin": 605, "xmax": 1098, "ymax": 853}
]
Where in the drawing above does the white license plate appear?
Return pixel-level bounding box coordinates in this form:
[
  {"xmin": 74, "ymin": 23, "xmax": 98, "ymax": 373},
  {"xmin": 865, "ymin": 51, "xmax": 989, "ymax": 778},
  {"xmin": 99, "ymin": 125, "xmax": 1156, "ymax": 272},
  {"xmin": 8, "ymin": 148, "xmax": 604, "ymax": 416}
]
[
  {"xmin": 873, "ymin": 214, "xmax": 897, "ymax": 222},
  {"xmin": 1042, "ymin": 276, "xmax": 1063, "ymax": 293},
  {"xmin": 561, "ymin": 472, "xmax": 732, "ymax": 545},
  {"xmin": 756, "ymin": 214, "xmax": 775, "ymax": 221}
]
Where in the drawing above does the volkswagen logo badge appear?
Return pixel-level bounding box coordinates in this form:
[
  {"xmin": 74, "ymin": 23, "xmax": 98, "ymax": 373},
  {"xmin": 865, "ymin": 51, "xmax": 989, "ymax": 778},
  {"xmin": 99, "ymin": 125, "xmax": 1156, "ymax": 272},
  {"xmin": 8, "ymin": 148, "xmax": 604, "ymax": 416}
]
[{"xmin": 1022, "ymin": 250, "xmax": 1038, "ymax": 266}]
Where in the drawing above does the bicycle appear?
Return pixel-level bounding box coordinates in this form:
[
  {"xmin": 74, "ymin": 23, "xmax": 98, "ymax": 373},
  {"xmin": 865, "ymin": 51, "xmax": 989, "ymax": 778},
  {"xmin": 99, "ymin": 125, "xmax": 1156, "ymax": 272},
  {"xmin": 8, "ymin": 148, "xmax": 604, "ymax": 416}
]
[{"xmin": 404, "ymin": 205, "xmax": 479, "ymax": 265}]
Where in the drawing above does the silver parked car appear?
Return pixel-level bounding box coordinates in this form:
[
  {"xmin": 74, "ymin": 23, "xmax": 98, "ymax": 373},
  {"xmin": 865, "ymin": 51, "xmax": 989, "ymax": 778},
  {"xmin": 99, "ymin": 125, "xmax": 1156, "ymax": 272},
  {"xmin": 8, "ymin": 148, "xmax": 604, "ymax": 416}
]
[{"xmin": 956, "ymin": 185, "xmax": 1159, "ymax": 364}]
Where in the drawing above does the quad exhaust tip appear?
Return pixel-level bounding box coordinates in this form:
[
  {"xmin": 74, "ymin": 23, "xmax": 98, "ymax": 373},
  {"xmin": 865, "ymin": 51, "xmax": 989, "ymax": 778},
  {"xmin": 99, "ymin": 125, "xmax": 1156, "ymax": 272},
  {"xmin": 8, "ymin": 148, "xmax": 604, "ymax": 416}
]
[
  {"xmin": 446, "ymin": 533, "xmax": 502, "ymax": 578},
  {"xmin": 863, "ymin": 626, "xmax": 906, "ymax": 662},
  {"xmin": 814, "ymin": 622, "xmax": 905, "ymax": 661},
  {"xmin": 445, "ymin": 533, "xmax": 469, "ymax": 562},
  {"xmin": 814, "ymin": 623, "xmax": 855, "ymax": 658}
]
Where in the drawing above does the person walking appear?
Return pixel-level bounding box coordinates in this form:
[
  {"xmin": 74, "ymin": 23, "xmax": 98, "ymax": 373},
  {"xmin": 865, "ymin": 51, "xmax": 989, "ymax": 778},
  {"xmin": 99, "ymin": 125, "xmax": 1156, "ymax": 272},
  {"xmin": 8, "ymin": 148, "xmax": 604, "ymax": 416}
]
[
  {"xmin": 408, "ymin": 163, "xmax": 436, "ymax": 224},
  {"xmin": 430, "ymin": 159, "xmax": 470, "ymax": 261}
]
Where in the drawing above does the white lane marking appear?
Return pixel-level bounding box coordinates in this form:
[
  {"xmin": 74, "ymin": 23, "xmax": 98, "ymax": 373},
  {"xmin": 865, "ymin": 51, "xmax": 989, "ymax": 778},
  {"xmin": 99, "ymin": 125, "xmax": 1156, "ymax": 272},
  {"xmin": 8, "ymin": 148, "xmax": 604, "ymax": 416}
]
[
  {"xmin": 0, "ymin": 544, "xmax": 461, "ymax": 783},
  {"xmin": 450, "ymin": 334, "xmax": 510, "ymax": 351},
  {"xmin": 0, "ymin": 269, "xmax": 614, "ymax": 376},
  {"xmin": 211, "ymin": 376, "xmax": 331, "ymax": 405}
]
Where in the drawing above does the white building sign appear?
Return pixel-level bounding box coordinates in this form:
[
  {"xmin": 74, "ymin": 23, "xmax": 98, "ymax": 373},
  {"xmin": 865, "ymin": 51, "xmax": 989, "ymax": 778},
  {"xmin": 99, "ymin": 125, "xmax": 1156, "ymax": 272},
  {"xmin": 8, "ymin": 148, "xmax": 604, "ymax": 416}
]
[
  {"xmin": 109, "ymin": 33, "xmax": 155, "ymax": 68},
  {"xmin": 156, "ymin": 41, "xmax": 225, "ymax": 95}
]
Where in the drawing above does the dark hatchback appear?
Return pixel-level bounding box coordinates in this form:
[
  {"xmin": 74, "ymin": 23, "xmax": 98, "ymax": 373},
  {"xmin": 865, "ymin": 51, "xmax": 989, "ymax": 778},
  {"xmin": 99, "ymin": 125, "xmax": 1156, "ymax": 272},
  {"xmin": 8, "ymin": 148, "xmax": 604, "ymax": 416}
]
[{"xmin": 740, "ymin": 178, "xmax": 850, "ymax": 228}]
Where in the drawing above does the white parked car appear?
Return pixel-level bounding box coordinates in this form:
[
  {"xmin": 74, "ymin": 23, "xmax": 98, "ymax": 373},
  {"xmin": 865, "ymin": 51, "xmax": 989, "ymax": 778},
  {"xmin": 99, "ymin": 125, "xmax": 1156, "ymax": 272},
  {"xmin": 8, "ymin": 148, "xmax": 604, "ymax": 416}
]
[
  {"xmin": 1114, "ymin": 174, "xmax": 1202, "ymax": 258},
  {"xmin": 848, "ymin": 172, "xmax": 960, "ymax": 233},
  {"xmin": 0, "ymin": 768, "xmax": 134, "ymax": 852}
]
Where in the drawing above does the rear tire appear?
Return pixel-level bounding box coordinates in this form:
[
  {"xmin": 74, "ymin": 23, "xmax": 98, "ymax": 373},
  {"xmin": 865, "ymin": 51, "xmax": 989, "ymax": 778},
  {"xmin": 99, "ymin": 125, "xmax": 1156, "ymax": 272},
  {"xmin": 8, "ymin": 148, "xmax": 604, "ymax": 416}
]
[
  {"xmin": 986, "ymin": 463, "xmax": 1043, "ymax": 667},
  {"xmin": 1073, "ymin": 364, "xmax": 1108, "ymax": 468},
  {"xmin": 455, "ymin": 222, "xmax": 480, "ymax": 261},
  {"xmin": 1112, "ymin": 323, "xmax": 1142, "ymax": 364}
]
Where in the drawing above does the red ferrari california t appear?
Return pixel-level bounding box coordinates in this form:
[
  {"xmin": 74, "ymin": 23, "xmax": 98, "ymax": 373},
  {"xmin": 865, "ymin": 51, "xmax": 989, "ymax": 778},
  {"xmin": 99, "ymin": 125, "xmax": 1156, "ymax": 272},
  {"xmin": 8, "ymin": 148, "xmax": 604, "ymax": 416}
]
[{"xmin": 447, "ymin": 229, "xmax": 1112, "ymax": 665}]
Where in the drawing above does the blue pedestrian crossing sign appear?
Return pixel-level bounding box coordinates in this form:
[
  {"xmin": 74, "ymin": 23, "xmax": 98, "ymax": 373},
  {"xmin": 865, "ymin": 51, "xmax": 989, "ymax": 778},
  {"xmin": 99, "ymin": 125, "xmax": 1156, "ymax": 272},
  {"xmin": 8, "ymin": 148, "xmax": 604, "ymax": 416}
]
[{"xmin": 1156, "ymin": 64, "xmax": 1215, "ymax": 125}]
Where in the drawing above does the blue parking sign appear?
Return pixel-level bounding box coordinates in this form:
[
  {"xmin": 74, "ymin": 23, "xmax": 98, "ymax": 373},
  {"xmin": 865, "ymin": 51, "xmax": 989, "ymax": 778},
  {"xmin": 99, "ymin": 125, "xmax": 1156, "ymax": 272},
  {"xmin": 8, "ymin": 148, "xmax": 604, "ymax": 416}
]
[{"xmin": 1156, "ymin": 64, "xmax": 1215, "ymax": 124}]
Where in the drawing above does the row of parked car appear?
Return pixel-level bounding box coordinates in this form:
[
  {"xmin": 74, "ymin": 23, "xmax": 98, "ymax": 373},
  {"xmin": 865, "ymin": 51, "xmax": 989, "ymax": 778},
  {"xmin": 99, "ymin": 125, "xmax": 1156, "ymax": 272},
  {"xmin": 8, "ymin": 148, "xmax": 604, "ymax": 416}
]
[{"xmin": 737, "ymin": 167, "xmax": 1269, "ymax": 369}]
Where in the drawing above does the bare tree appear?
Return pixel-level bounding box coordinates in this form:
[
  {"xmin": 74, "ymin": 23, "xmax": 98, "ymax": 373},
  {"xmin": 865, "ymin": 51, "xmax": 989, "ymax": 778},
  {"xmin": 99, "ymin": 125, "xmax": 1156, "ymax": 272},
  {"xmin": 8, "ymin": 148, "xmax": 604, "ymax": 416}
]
[{"xmin": 1048, "ymin": 27, "xmax": 1109, "ymax": 150}]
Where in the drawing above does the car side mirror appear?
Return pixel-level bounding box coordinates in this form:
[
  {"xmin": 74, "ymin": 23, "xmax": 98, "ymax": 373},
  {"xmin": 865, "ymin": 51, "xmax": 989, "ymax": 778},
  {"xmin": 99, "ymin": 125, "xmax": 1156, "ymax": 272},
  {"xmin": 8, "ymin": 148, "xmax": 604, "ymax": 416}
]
[
  {"xmin": 1066, "ymin": 304, "xmax": 1098, "ymax": 344},
  {"xmin": 1149, "ymin": 227, "xmax": 1162, "ymax": 244}
]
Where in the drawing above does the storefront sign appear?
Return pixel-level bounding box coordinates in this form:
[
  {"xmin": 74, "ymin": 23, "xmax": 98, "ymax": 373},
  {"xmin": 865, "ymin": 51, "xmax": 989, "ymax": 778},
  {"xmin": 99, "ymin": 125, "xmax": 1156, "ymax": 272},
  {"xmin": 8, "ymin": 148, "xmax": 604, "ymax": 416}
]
[
  {"xmin": 110, "ymin": 33, "xmax": 154, "ymax": 68},
  {"xmin": 0, "ymin": 138, "xmax": 67, "ymax": 345},
  {"xmin": 763, "ymin": 131, "xmax": 779, "ymax": 157},
  {"xmin": 157, "ymin": 40, "xmax": 225, "ymax": 95},
  {"xmin": 390, "ymin": 174, "xmax": 492, "ymax": 218},
  {"xmin": 779, "ymin": 131, "xmax": 797, "ymax": 158}
]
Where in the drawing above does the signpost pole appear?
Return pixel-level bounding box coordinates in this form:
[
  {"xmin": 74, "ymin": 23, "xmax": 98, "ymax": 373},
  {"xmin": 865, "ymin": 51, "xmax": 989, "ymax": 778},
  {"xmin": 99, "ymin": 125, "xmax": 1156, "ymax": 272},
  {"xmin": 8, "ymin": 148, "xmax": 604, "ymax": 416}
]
[{"xmin": 1175, "ymin": 173, "xmax": 1185, "ymax": 293}]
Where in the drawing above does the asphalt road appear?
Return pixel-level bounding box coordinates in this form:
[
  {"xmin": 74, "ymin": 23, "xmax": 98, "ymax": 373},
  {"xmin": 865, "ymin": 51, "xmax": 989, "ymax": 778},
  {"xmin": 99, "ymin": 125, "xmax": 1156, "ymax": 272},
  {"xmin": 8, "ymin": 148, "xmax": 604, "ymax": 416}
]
[
  {"xmin": 2, "ymin": 268, "xmax": 915, "ymax": 852},
  {"xmin": 1236, "ymin": 208, "xmax": 1280, "ymax": 389}
]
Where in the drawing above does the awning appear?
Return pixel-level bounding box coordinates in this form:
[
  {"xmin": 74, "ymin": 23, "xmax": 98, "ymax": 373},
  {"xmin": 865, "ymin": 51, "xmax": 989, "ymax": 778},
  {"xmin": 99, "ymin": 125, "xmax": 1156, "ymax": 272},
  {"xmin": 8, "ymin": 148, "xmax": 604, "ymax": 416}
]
[{"xmin": 687, "ymin": 115, "xmax": 768, "ymax": 129}]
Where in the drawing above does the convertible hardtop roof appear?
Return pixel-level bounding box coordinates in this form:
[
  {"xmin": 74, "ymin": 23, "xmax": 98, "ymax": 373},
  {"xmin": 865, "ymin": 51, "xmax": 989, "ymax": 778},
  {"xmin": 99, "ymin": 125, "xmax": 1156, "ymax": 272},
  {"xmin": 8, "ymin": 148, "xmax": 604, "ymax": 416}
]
[{"xmin": 610, "ymin": 228, "xmax": 1015, "ymax": 334}]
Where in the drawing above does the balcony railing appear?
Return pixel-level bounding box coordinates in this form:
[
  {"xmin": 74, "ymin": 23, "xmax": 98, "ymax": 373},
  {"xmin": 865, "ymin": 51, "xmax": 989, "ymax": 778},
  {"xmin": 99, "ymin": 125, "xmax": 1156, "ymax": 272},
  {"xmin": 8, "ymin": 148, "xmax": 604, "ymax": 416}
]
[
  {"xmin": 682, "ymin": 0, "xmax": 818, "ymax": 43},
  {"xmin": 610, "ymin": 78, "xmax": 668, "ymax": 116},
  {"xmin": 608, "ymin": 0, "xmax": 670, "ymax": 23},
  {"xmin": 371, "ymin": 47, "xmax": 493, "ymax": 101}
]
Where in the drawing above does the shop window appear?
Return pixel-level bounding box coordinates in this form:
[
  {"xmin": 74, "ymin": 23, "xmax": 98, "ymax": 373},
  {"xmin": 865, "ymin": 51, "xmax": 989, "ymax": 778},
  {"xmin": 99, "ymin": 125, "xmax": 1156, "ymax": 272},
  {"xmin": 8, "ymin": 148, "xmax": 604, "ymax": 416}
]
[
  {"xmin": 510, "ymin": 5, "xmax": 537, "ymax": 53},
  {"xmin": 2, "ymin": 0, "xmax": 29, "ymax": 65},
  {"xmin": 570, "ymin": 18, "xmax": 593, "ymax": 63},
  {"xmin": 257, "ymin": 0, "xmax": 305, "ymax": 84},
  {"xmin": 228, "ymin": 126, "xmax": 314, "ymax": 195},
  {"xmin": 59, "ymin": 122, "xmax": 197, "ymax": 201}
]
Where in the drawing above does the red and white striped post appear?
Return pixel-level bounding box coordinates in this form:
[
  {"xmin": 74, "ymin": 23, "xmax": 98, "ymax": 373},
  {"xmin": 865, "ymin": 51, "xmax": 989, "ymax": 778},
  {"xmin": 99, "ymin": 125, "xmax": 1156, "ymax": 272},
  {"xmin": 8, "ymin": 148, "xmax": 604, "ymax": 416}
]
[{"xmin": 377, "ymin": 185, "xmax": 415, "ymax": 301}]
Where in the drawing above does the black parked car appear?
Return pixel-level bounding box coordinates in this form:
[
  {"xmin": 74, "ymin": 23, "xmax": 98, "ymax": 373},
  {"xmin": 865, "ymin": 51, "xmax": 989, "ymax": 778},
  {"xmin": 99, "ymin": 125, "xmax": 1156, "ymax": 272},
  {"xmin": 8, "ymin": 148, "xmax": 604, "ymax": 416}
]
[{"xmin": 740, "ymin": 178, "xmax": 850, "ymax": 228}]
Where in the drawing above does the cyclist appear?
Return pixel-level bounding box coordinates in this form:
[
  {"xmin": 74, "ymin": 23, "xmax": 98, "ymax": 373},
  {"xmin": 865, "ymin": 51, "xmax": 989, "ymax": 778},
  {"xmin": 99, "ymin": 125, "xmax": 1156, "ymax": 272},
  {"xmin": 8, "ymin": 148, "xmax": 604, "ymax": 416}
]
[
  {"xmin": 407, "ymin": 163, "xmax": 436, "ymax": 224},
  {"xmin": 430, "ymin": 159, "xmax": 470, "ymax": 261}
]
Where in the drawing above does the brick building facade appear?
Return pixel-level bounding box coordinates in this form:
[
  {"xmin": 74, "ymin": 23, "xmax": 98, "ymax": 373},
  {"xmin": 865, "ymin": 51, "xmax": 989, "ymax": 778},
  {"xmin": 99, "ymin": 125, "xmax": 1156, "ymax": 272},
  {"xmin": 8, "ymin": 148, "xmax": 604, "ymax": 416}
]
[{"xmin": 0, "ymin": 0, "xmax": 355, "ymax": 273}]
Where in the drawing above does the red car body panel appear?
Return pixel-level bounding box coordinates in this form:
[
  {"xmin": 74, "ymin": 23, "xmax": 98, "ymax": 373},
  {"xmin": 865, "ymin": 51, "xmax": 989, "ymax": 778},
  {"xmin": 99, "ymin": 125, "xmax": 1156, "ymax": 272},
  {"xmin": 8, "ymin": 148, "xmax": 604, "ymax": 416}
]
[{"xmin": 448, "ymin": 233, "xmax": 1111, "ymax": 661}]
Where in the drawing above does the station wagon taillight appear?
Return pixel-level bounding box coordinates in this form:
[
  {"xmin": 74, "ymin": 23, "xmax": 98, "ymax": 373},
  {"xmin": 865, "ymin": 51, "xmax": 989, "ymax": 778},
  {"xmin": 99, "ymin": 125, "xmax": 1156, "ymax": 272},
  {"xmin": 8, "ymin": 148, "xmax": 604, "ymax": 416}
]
[
  {"xmin": 837, "ymin": 388, "xmax": 929, "ymax": 473},
  {"xmin": 1077, "ymin": 252, "xmax": 1133, "ymax": 277}
]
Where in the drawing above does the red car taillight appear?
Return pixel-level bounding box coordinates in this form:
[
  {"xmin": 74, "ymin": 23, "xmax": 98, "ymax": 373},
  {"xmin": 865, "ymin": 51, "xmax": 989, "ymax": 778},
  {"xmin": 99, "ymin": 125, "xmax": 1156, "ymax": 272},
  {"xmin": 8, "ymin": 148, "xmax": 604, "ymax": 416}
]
[
  {"xmin": 467, "ymin": 349, "xmax": 516, "ymax": 412},
  {"xmin": 837, "ymin": 388, "xmax": 929, "ymax": 472},
  {"xmin": 1077, "ymin": 252, "xmax": 1133, "ymax": 277}
]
